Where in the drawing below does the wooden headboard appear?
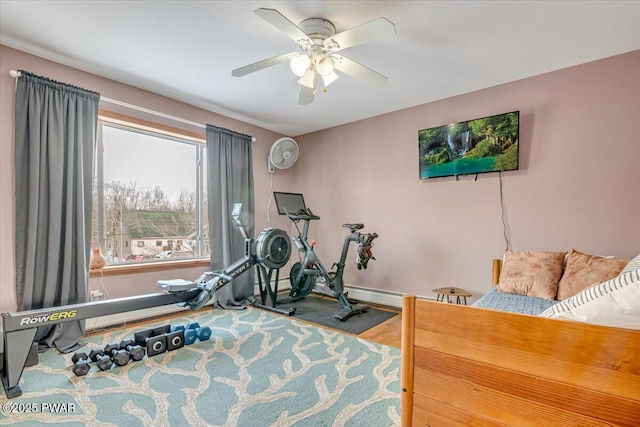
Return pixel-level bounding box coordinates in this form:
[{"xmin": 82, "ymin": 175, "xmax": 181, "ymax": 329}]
[
  {"xmin": 492, "ymin": 258, "xmax": 502, "ymax": 285},
  {"xmin": 400, "ymin": 285, "xmax": 640, "ymax": 425}
]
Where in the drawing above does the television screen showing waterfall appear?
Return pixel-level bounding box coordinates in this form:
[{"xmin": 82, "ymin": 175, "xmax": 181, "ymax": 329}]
[{"xmin": 418, "ymin": 111, "xmax": 519, "ymax": 179}]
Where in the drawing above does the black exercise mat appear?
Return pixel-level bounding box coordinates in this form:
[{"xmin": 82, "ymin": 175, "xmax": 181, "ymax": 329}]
[{"xmin": 263, "ymin": 295, "xmax": 398, "ymax": 335}]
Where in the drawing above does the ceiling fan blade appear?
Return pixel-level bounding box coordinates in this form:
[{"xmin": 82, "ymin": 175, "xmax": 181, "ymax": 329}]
[
  {"xmin": 298, "ymin": 85, "xmax": 315, "ymax": 105},
  {"xmin": 232, "ymin": 53, "xmax": 292, "ymax": 77},
  {"xmin": 334, "ymin": 55, "xmax": 389, "ymax": 88},
  {"xmin": 255, "ymin": 8, "xmax": 313, "ymax": 48},
  {"xmin": 324, "ymin": 18, "xmax": 396, "ymax": 52}
]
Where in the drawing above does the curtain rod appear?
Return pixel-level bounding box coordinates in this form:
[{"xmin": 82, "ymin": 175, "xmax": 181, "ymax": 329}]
[{"xmin": 9, "ymin": 69, "xmax": 256, "ymax": 142}]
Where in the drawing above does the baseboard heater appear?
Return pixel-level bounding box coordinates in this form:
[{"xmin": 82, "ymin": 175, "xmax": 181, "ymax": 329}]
[
  {"xmin": 0, "ymin": 283, "xmax": 405, "ymax": 359},
  {"xmin": 85, "ymin": 282, "xmax": 404, "ymax": 332}
]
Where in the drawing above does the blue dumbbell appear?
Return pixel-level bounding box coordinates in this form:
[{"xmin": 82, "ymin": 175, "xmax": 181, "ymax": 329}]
[
  {"xmin": 172, "ymin": 324, "xmax": 197, "ymax": 345},
  {"xmin": 186, "ymin": 322, "xmax": 212, "ymax": 342}
]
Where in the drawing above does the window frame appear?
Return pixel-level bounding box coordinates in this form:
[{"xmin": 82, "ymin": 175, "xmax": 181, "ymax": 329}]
[{"xmin": 94, "ymin": 110, "xmax": 209, "ymax": 275}]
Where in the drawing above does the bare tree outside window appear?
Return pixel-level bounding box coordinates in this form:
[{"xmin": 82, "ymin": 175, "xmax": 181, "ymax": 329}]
[{"xmin": 93, "ymin": 121, "xmax": 209, "ymax": 264}]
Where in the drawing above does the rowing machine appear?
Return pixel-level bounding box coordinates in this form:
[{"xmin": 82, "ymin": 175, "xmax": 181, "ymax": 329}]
[{"xmin": 2, "ymin": 203, "xmax": 291, "ymax": 398}]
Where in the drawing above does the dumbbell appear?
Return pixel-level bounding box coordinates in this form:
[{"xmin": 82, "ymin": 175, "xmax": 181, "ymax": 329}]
[
  {"xmin": 89, "ymin": 349, "xmax": 113, "ymax": 371},
  {"xmin": 171, "ymin": 322, "xmax": 211, "ymax": 345},
  {"xmin": 72, "ymin": 352, "xmax": 90, "ymax": 376},
  {"xmin": 146, "ymin": 334, "xmax": 167, "ymax": 357},
  {"xmin": 186, "ymin": 322, "xmax": 212, "ymax": 342},
  {"xmin": 71, "ymin": 351, "xmax": 90, "ymax": 376},
  {"xmin": 104, "ymin": 343, "xmax": 130, "ymax": 366},
  {"xmin": 133, "ymin": 324, "xmax": 171, "ymax": 347},
  {"xmin": 134, "ymin": 328, "xmax": 154, "ymax": 348},
  {"xmin": 143, "ymin": 326, "xmax": 184, "ymax": 353},
  {"xmin": 119, "ymin": 339, "xmax": 145, "ymax": 361},
  {"xmin": 166, "ymin": 329, "xmax": 185, "ymax": 351},
  {"xmin": 171, "ymin": 324, "xmax": 197, "ymax": 345}
]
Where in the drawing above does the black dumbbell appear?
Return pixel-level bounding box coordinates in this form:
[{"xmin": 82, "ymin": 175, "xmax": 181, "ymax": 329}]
[
  {"xmin": 104, "ymin": 343, "xmax": 130, "ymax": 366},
  {"xmin": 153, "ymin": 325, "xmax": 171, "ymax": 336},
  {"xmin": 133, "ymin": 324, "xmax": 171, "ymax": 348},
  {"xmin": 119, "ymin": 339, "xmax": 145, "ymax": 361},
  {"xmin": 71, "ymin": 351, "xmax": 90, "ymax": 376},
  {"xmin": 89, "ymin": 349, "xmax": 113, "ymax": 371},
  {"xmin": 134, "ymin": 328, "xmax": 154, "ymax": 347},
  {"xmin": 166, "ymin": 330, "xmax": 185, "ymax": 351},
  {"xmin": 146, "ymin": 334, "xmax": 167, "ymax": 357}
]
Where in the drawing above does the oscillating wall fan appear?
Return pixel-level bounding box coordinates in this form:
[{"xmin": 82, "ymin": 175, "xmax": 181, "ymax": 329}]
[
  {"xmin": 232, "ymin": 8, "xmax": 396, "ymax": 105},
  {"xmin": 268, "ymin": 137, "xmax": 299, "ymax": 173}
]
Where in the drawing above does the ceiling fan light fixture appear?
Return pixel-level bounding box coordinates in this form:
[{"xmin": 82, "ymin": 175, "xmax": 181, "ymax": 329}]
[
  {"xmin": 321, "ymin": 71, "xmax": 339, "ymax": 87},
  {"xmin": 236, "ymin": 9, "xmax": 396, "ymax": 105},
  {"xmin": 289, "ymin": 53, "xmax": 311, "ymax": 77},
  {"xmin": 298, "ymin": 68, "xmax": 316, "ymax": 88},
  {"xmin": 315, "ymin": 54, "xmax": 335, "ymax": 76}
]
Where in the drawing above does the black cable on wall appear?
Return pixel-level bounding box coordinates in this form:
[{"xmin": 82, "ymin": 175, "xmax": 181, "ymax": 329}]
[{"xmin": 499, "ymin": 171, "xmax": 512, "ymax": 251}]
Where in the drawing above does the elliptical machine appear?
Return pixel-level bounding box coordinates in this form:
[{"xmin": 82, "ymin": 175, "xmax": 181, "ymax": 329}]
[{"xmin": 273, "ymin": 192, "xmax": 378, "ymax": 321}]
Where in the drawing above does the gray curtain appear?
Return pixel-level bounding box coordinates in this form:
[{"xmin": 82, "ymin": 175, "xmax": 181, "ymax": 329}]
[
  {"xmin": 205, "ymin": 125, "xmax": 254, "ymax": 308},
  {"xmin": 14, "ymin": 71, "xmax": 100, "ymax": 352}
]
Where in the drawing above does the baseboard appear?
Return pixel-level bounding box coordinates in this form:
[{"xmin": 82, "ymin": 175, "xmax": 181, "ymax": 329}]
[
  {"xmin": 344, "ymin": 285, "xmax": 404, "ymax": 308},
  {"xmin": 0, "ymin": 282, "xmax": 419, "ymax": 354},
  {"xmin": 86, "ymin": 303, "xmax": 196, "ymax": 332},
  {"xmin": 256, "ymin": 279, "xmax": 405, "ymax": 308},
  {"xmin": 88, "ymin": 278, "xmax": 293, "ymax": 332},
  {"xmin": 88, "ymin": 281, "xmax": 406, "ymax": 331}
]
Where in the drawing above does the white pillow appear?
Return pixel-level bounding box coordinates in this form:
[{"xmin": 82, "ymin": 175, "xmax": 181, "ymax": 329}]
[
  {"xmin": 539, "ymin": 269, "xmax": 640, "ymax": 329},
  {"xmin": 620, "ymin": 253, "xmax": 640, "ymax": 275}
]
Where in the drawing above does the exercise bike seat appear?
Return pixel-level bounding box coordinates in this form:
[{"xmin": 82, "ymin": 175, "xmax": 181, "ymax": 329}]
[{"xmin": 342, "ymin": 223, "xmax": 364, "ymax": 232}]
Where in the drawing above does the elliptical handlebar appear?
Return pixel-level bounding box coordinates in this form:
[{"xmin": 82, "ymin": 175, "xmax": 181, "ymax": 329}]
[
  {"xmin": 342, "ymin": 223, "xmax": 364, "ymax": 233},
  {"xmin": 356, "ymin": 232, "xmax": 378, "ymax": 270},
  {"xmin": 284, "ymin": 207, "xmax": 320, "ymax": 222}
]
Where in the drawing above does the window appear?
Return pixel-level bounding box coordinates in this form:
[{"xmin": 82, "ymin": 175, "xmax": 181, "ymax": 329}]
[{"xmin": 94, "ymin": 118, "xmax": 209, "ymax": 264}]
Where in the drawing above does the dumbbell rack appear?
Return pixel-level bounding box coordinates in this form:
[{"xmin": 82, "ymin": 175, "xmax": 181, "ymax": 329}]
[{"xmin": 2, "ymin": 289, "xmax": 200, "ymax": 399}]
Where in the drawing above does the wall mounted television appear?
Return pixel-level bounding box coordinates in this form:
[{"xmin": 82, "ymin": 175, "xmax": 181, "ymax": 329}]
[{"xmin": 418, "ymin": 110, "xmax": 519, "ymax": 179}]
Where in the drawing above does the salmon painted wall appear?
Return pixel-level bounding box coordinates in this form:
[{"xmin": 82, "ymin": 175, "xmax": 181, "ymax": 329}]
[
  {"xmin": 291, "ymin": 50, "xmax": 640, "ymax": 301},
  {"xmin": 1, "ymin": 46, "xmax": 638, "ymax": 313},
  {"xmin": 0, "ymin": 45, "xmax": 294, "ymax": 314}
]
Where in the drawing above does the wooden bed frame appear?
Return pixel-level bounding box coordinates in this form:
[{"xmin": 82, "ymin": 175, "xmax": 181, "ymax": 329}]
[{"xmin": 400, "ymin": 259, "xmax": 640, "ymax": 426}]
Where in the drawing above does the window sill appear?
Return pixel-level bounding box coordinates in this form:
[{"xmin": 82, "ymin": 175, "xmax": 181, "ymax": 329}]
[{"xmin": 89, "ymin": 259, "xmax": 210, "ymax": 278}]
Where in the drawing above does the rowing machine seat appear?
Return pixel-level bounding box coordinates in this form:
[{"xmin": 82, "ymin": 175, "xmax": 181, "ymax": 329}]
[{"xmin": 157, "ymin": 279, "xmax": 197, "ymax": 293}]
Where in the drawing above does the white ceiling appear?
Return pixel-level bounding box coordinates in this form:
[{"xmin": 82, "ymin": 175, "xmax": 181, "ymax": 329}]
[{"xmin": 1, "ymin": 1, "xmax": 639, "ymax": 136}]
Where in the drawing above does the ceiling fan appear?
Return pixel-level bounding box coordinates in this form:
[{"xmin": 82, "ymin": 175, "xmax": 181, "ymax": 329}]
[{"xmin": 232, "ymin": 8, "xmax": 396, "ymax": 105}]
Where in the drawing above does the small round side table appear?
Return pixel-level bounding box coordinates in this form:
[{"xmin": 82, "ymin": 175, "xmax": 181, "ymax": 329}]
[{"xmin": 432, "ymin": 287, "xmax": 472, "ymax": 305}]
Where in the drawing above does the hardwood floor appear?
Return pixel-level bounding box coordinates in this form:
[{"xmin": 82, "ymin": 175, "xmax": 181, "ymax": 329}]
[{"xmin": 358, "ymin": 313, "xmax": 401, "ymax": 348}]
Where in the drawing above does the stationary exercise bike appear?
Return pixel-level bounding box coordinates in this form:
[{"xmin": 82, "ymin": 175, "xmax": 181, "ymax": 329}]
[{"xmin": 273, "ymin": 192, "xmax": 378, "ymax": 321}]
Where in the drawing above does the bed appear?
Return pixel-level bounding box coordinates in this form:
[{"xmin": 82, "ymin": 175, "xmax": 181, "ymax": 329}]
[{"xmin": 400, "ymin": 253, "xmax": 640, "ymax": 426}]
